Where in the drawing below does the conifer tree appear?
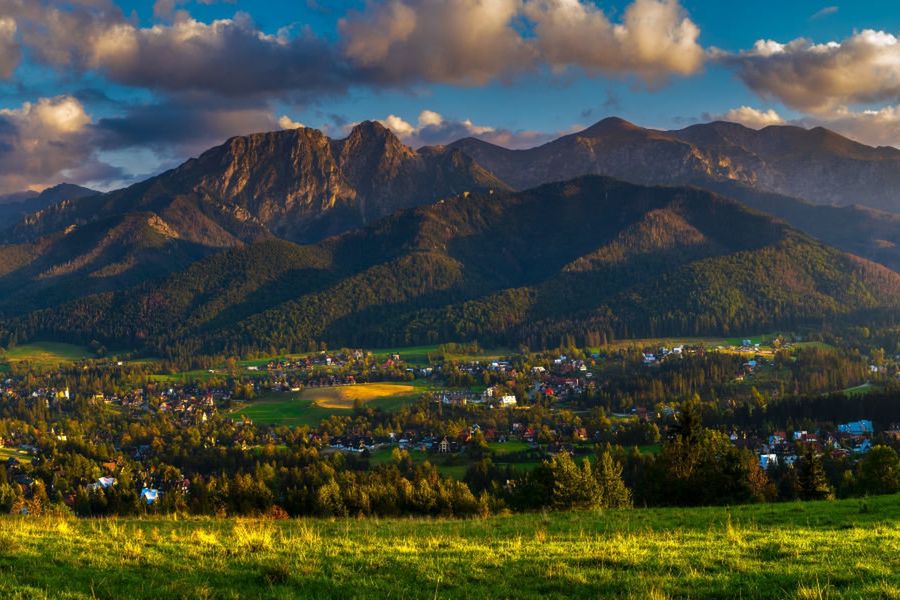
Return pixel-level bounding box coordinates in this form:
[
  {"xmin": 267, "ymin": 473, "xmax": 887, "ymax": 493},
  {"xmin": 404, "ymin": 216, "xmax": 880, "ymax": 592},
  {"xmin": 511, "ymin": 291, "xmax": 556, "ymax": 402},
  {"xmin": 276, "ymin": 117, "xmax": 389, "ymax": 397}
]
[
  {"xmin": 548, "ymin": 452, "xmax": 600, "ymax": 510},
  {"xmin": 798, "ymin": 446, "xmax": 833, "ymax": 501},
  {"xmin": 595, "ymin": 445, "xmax": 632, "ymax": 508}
]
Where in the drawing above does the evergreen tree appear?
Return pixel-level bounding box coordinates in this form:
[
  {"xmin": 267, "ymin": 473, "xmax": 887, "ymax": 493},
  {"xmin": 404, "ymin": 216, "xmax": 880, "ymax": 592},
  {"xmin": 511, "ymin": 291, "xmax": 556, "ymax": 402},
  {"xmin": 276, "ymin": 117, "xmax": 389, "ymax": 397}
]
[
  {"xmin": 594, "ymin": 445, "xmax": 632, "ymax": 508},
  {"xmin": 548, "ymin": 452, "xmax": 600, "ymax": 510},
  {"xmin": 797, "ymin": 446, "xmax": 834, "ymax": 501}
]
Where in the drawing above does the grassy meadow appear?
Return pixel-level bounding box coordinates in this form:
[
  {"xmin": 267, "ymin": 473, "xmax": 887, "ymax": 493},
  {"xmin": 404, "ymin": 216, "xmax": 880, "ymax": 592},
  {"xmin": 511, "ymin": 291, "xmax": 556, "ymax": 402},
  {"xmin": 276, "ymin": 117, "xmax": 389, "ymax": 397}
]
[
  {"xmin": 227, "ymin": 383, "xmax": 423, "ymax": 427},
  {"xmin": 0, "ymin": 446, "xmax": 30, "ymax": 462},
  {"xmin": 0, "ymin": 342, "xmax": 91, "ymax": 368},
  {"xmin": 1, "ymin": 495, "xmax": 899, "ymax": 599}
]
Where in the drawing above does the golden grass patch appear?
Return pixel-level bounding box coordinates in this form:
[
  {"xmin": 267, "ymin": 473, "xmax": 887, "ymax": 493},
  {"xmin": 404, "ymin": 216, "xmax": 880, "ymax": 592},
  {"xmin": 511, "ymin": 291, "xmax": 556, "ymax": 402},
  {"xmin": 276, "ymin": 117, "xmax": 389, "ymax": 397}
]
[{"xmin": 302, "ymin": 383, "xmax": 416, "ymax": 409}]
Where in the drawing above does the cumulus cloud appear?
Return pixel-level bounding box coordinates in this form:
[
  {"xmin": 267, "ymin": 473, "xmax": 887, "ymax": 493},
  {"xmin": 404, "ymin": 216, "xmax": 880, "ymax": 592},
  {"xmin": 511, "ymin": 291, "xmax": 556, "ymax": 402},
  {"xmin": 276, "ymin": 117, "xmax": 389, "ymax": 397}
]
[
  {"xmin": 715, "ymin": 106, "xmax": 785, "ymax": 129},
  {"xmin": 340, "ymin": 0, "xmax": 703, "ymax": 86},
  {"xmin": 525, "ymin": 0, "xmax": 704, "ymax": 84},
  {"xmin": 0, "ymin": 95, "xmax": 121, "ymax": 192},
  {"xmin": 723, "ymin": 30, "xmax": 900, "ymax": 114},
  {"xmin": 90, "ymin": 14, "xmax": 348, "ymax": 97},
  {"xmin": 278, "ymin": 115, "xmax": 305, "ymax": 129},
  {"xmin": 8, "ymin": 0, "xmax": 706, "ymax": 96},
  {"xmin": 6, "ymin": 1, "xmax": 349, "ymax": 98},
  {"xmin": 377, "ymin": 109, "xmax": 559, "ymax": 148},
  {"xmin": 0, "ymin": 17, "xmax": 20, "ymax": 78},
  {"xmin": 340, "ymin": 0, "xmax": 535, "ymax": 85}
]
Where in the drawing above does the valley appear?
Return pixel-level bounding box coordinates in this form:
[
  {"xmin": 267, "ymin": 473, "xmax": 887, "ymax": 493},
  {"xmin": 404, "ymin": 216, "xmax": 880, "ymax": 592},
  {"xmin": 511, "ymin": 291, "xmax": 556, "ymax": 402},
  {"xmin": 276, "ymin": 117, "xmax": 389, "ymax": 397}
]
[{"xmin": 6, "ymin": 0, "xmax": 900, "ymax": 596}]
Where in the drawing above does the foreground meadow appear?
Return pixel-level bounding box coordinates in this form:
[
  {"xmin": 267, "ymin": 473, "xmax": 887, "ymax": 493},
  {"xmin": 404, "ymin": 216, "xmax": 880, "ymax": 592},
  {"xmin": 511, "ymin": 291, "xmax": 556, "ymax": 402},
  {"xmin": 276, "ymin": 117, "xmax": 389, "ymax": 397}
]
[{"xmin": 1, "ymin": 496, "xmax": 899, "ymax": 599}]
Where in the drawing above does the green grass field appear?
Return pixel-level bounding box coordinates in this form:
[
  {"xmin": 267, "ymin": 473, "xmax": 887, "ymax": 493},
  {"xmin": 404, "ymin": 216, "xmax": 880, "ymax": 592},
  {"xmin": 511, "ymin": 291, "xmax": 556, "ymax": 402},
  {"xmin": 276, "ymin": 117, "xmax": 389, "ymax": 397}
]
[
  {"xmin": 1, "ymin": 495, "xmax": 899, "ymax": 598},
  {"xmin": 843, "ymin": 382, "xmax": 881, "ymax": 396},
  {"xmin": 0, "ymin": 342, "xmax": 91, "ymax": 367},
  {"xmin": 0, "ymin": 446, "xmax": 29, "ymax": 462},
  {"xmin": 227, "ymin": 383, "xmax": 424, "ymax": 427}
]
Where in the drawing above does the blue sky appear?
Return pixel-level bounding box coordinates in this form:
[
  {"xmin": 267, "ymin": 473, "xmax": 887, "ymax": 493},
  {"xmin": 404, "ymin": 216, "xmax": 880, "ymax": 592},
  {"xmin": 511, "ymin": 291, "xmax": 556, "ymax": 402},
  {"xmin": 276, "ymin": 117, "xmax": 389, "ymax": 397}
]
[{"xmin": 2, "ymin": 0, "xmax": 900, "ymax": 192}]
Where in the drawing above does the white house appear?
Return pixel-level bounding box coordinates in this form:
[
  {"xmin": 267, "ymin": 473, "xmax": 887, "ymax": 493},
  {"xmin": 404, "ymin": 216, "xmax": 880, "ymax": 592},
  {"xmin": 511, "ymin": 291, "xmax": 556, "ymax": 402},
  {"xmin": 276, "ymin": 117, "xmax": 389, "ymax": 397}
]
[{"xmin": 499, "ymin": 395, "xmax": 517, "ymax": 407}]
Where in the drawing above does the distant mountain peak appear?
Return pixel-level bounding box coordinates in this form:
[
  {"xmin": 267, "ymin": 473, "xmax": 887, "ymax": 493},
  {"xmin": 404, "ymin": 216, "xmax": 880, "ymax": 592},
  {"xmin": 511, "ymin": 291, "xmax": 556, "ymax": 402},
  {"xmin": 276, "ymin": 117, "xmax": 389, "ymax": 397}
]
[
  {"xmin": 341, "ymin": 119, "xmax": 410, "ymax": 155},
  {"xmin": 583, "ymin": 116, "xmax": 639, "ymax": 132},
  {"xmin": 348, "ymin": 119, "xmax": 389, "ymax": 137}
]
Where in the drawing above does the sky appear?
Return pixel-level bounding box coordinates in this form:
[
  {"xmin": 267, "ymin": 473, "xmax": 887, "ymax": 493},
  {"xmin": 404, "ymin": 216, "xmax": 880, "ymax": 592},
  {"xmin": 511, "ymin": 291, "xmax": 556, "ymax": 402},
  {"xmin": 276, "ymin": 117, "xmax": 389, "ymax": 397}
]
[{"xmin": 2, "ymin": 0, "xmax": 900, "ymax": 193}]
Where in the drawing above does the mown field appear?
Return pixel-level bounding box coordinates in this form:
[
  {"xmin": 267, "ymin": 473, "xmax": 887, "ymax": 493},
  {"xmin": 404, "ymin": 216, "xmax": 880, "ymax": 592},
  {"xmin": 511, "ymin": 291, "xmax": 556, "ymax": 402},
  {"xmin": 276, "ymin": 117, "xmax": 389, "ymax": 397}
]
[
  {"xmin": 1, "ymin": 495, "xmax": 899, "ymax": 599},
  {"xmin": 227, "ymin": 383, "xmax": 423, "ymax": 427}
]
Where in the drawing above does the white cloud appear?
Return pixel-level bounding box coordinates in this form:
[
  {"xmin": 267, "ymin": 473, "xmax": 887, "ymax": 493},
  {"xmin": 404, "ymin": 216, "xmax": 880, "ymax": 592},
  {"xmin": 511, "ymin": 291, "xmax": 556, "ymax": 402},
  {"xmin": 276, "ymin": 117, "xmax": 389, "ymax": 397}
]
[
  {"xmin": 8, "ymin": 0, "xmax": 706, "ymax": 99},
  {"xmin": 0, "ymin": 96, "xmax": 92, "ymax": 137},
  {"xmin": 278, "ymin": 115, "xmax": 305, "ymax": 130},
  {"xmin": 8, "ymin": 3, "xmax": 347, "ymax": 98},
  {"xmin": 718, "ymin": 106, "xmax": 785, "ymax": 129},
  {"xmin": 379, "ymin": 114, "xmax": 418, "ymax": 137},
  {"xmin": 724, "ymin": 29, "xmax": 900, "ymax": 113},
  {"xmin": 418, "ymin": 110, "xmax": 444, "ymax": 128},
  {"xmin": 379, "ymin": 110, "xmax": 495, "ymax": 144},
  {"xmin": 340, "ymin": 0, "xmax": 535, "ymax": 85},
  {"xmin": 340, "ymin": 0, "xmax": 703, "ymax": 86},
  {"xmin": 525, "ymin": 0, "xmax": 704, "ymax": 84},
  {"xmin": 810, "ymin": 6, "xmax": 838, "ymax": 20},
  {"xmin": 0, "ymin": 96, "xmax": 119, "ymax": 193}
]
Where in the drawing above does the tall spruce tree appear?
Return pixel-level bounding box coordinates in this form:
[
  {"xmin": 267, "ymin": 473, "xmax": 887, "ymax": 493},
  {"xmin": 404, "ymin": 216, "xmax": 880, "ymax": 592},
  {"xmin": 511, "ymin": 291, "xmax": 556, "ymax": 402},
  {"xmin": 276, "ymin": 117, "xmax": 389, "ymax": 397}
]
[
  {"xmin": 595, "ymin": 445, "xmax": 632, "ymax": 508},
  {"xmin": 548, "ymin": 452, "xmax": 601, "ymax": 510},
  {"xmin": 798, "ymin": 446, "xmax": 834, "ymax": 501}
]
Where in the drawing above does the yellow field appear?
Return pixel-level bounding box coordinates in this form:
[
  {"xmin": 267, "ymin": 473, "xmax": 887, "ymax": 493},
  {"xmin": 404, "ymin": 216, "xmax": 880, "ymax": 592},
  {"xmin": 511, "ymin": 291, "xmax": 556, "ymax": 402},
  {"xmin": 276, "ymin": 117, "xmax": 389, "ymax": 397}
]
[{"xmin": 300, "ymin": 383, "xmax": 416, "ymax": 409}]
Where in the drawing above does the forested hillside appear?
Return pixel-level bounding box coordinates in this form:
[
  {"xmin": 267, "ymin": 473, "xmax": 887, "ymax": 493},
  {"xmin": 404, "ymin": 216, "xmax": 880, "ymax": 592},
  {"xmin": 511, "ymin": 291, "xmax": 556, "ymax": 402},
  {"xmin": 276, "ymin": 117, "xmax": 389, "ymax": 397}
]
[{"xmin": 6, "ymin": 176, "xmax": 899, "ymax": 359}]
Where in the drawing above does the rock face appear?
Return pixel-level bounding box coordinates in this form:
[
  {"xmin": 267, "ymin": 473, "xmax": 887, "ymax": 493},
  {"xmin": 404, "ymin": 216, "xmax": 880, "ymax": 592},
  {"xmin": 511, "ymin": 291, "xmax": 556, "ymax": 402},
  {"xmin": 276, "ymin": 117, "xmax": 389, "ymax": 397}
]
[
  {"xmin": 15, "ymin": 121, "xmax": 507, "ymax": 245},
  {"xmin": 448, "ymin": 117, "xmax": 900, "ymax": 213},
  {"xmin": 0, "ymin": 122, "xmax": 506, "ymax": 308}
]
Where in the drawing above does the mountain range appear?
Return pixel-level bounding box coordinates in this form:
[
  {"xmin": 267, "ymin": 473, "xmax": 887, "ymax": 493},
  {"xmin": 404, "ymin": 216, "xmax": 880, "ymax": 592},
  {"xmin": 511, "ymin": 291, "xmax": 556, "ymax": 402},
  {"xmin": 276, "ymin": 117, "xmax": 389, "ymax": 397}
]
[
  {"xmin": 2, "ymin": 118, "xmax": 900, "ymax": 355},
  {"xmin": 0, "ymin": 184, "xmax": 97, "ymax": 228},
  {"xmin": 449, "ymin": 117, "xmax": 900, "ymax": 211}
]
